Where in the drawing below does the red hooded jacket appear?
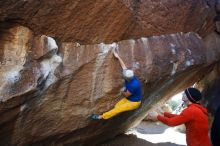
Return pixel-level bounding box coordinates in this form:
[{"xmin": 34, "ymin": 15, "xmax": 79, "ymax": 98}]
[{"xmin": 157, "ymin": 104, "xmax": 211, "ymax": 146}]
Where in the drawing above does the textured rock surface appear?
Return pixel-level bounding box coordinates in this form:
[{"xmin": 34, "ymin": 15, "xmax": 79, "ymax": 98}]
[
  {"xmin": 0, "ymin": 26, "xmax": 63, "ymax": 145},
  {"xmin": 0, "ymin": 0, "xmax": 216, "ymax": 43},
  {"xmin": 0, "ymin": 0, "xmax": 220, "ymax": 146},
  {"xmin": 197, "ymin": 32, "xmax": 220, "ymax": 115},
  {"xmin": 197, "ymin": 63, "xmax": 220, "ymax": 115},
  {"xmin": 216, "ymin": 0, "xmax": 220, "ymax": 13},
  {"xmin": 0, "ymin": 25, "xmax": 220, "ymax": 146}
]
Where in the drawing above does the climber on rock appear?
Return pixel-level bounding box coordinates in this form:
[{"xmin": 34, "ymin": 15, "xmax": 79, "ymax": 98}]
[
  {"xmin": 90, "ymin": 50, "xmax": 142, "ymax": 120},
  {"xmin": 147, "ymin": 87, "xmax": 211, "ymax": 146}
]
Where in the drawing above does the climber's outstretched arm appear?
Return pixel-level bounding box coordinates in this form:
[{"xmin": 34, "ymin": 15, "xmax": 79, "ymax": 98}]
[{"xmin": 113, "ymin": 51, "xmax": 127, "ymax": 70}]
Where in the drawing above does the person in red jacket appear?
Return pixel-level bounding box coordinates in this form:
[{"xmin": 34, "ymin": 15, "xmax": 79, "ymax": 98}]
[{"xmin": 148, "ymin": 87, "xmax": 211, "ymax": 146}]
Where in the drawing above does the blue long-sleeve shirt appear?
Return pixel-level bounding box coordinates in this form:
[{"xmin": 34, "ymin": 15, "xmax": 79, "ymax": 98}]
[{"xmin": 125, "ymin": 76, "xmax": 142, "ymax": 102}]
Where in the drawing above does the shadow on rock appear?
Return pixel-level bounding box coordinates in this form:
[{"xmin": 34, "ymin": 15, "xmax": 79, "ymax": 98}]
[{"xmin": 99, "ymin": 134, "xmax": 185, "ymax": 146}]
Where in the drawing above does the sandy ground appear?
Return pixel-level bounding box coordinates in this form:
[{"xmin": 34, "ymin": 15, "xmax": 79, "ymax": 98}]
[{"xmin": 100, "ymin": 121, "xmax": 186, "ymax": 146}]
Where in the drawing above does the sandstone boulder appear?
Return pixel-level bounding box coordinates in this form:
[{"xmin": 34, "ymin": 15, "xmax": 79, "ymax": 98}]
[
  {"xmin": 0, "ymin": 0, "xmax": 219, "ymax": 145},
  {"xmin": 1, "ymin": 25, "xmax": 220, "ymax": 145},
  {"xmin": 0, "ymin": 0, "xmax": 216, "ymax": 43}
]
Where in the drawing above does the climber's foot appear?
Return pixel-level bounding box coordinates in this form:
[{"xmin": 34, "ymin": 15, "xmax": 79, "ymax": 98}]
[{"xmin": 90, "ymin": 114, "xmax": 102, "ymax": 120}]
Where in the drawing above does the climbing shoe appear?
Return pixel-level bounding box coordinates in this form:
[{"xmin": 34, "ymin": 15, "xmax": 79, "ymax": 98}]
[{"xmin": 90, "ymin": 114, "xmax": 102, "ymax": 120}]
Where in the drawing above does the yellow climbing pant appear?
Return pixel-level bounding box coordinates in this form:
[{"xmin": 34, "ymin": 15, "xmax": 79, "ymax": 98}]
[{"xmin": 102, "ymin": 98, "xmax": 141, "ymax": 120}]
